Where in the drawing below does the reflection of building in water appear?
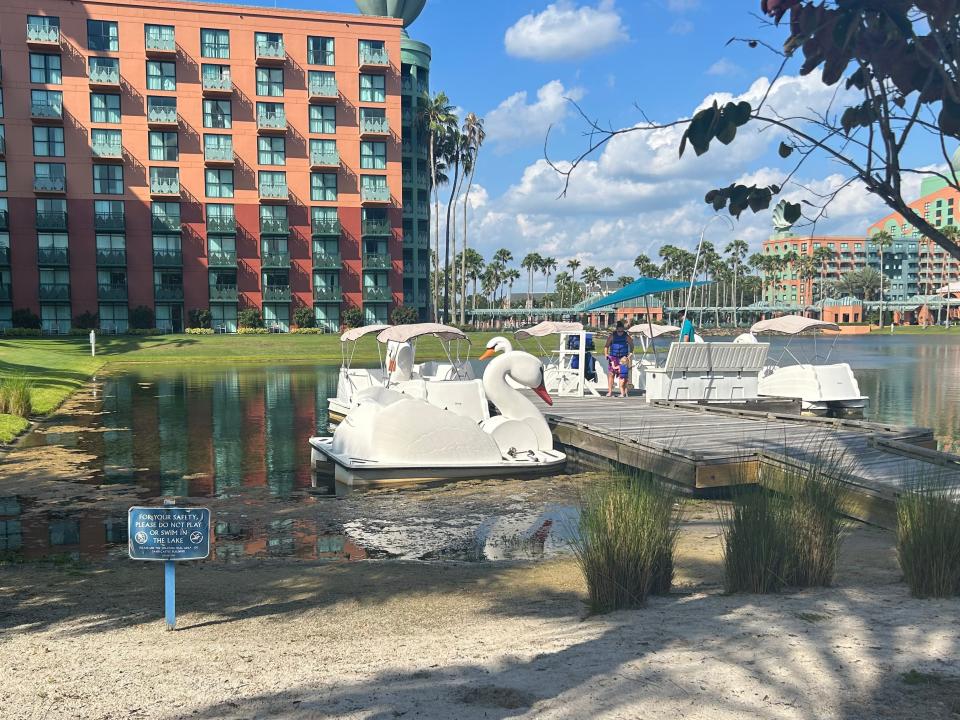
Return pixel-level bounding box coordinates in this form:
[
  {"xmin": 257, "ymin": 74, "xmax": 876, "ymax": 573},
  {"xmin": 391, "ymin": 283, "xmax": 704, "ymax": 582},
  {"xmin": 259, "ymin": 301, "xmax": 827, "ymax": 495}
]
[
  {"xmin": 212, "ymin": 371, "xmax": 244, "ymax": 494},
  {"xmin": 213, "ymin": 517, "xmax": 367, "ymax": 562},
  {"xmin": 265, "ymin": 369, "xmax": 296, "ymax": 496},
  {"xmin": 158, "ymin": 377, "xmax": 189, "ymax": 496},
  {"xmin": 911, "ymin": 344, "xmax": 960, "ymax": 451},
  {"xmin": 0, "ymin": 495, "xmax": 127, "ymax": 561},
  {"xmin": 102, "ymin": 378, "xmax": 135, "ymax": 481}
]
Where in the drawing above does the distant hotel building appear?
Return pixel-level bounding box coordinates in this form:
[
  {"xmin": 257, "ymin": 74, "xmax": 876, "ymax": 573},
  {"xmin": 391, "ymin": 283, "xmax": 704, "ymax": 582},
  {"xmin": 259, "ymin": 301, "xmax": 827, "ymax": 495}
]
[{"xmin": 0, "ymin": 0, "xmax": 432, "ymax": 332}]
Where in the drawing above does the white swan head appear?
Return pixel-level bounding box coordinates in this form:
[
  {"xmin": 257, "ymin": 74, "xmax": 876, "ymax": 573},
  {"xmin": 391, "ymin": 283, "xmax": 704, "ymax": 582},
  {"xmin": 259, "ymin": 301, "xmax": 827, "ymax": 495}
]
[
  {"xmin": 478, "ymin": 336, "xmax": 513, "ymax": 361},
  {"xmin": 487, "ymin": 351, "xmax": 552, "ymax": 406}
]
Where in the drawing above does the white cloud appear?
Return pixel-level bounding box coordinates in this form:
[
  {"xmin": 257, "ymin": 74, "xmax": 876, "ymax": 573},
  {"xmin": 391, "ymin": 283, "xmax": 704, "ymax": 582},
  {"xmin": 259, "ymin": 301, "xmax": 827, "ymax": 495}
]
[
  {"xmin": 669, "ymin": 19, "xmax": 694, "ymax": 35},
  {"xmin": 485, "ymin": 80, "xmax": 585, "ymax": 150},
  {"xmin": 666, "ymin": 0, "xmax": 699, "ymax": 10},
  {"xmin": 504, "ymin": 1, "xmax": 629, "ymax": 61},
  {"xmin": 706, "ymin": 58, "xmax": 742, "ymax": 76}
]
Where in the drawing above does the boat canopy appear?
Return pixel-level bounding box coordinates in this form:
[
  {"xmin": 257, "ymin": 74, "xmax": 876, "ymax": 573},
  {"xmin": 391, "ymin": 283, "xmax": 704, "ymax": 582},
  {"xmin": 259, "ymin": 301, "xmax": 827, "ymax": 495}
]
[
  {"xmin": 377, "ymin": 323, "xmax": 468, "ymax": 343},
  {"xmin": 628, "ymin": 323, "xmax": 680, "ymax": 338},
  {"xmin": 579, "ymin": 277, "xmax": 711, "ymax": 311},
  {"xmin": 340, "ymin": 324, "xmax": 391, "ymax": 342},
  {"xmin": 937, "ymin": 281, "xmax": 960, "ymax": 294},
  {"xmin": 750, "ymin": 316, "xmax": 840, "ymax": 335},
  {"xmin": 515, "ymin": 321, "xmax": 584, "ymax": 340}
]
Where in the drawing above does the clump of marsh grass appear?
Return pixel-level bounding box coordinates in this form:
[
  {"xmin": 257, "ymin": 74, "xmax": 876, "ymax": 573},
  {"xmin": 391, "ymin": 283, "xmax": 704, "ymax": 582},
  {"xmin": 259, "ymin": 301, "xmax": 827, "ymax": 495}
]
[
  {"xmin": 0, "ymin": 377, "xmax": 33, "ymax": 418},
  {"xmin": 897, "ymin": 478, "xmax": 960, "ymax": 599},
  {"xmin": 722, "ymin": 486, "xmax": 790, "ymax": 593},
  {"xmin": 572, "ymin": 472, "xmax": 681, "ymax": 614}
]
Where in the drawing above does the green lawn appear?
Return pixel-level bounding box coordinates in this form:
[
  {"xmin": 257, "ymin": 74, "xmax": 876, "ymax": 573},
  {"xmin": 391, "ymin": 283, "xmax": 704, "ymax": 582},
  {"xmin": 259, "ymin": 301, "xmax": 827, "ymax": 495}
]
[{"xmin": 872, "ymin": 325, "xmax": 960, "ymax": 334}]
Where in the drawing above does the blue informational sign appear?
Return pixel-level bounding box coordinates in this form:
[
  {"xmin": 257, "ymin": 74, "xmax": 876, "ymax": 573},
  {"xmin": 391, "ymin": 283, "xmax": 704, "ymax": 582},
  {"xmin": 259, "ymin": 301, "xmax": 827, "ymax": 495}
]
[{"xmin": 128, "ymin": 506, "xmax": 211, "ymax": 561}]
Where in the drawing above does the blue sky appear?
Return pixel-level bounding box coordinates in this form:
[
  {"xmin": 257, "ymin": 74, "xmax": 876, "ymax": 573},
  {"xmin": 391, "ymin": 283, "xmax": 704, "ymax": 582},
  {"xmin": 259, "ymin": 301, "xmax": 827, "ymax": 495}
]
[{"xmin": 222, "ymin": 0, "xmax": 948, "ymax": 272}]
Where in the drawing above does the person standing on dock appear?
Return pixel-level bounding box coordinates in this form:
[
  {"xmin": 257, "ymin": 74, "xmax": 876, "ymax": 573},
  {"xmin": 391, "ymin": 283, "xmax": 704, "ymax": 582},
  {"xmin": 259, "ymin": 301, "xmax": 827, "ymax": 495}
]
[
  {"xmin": 679, "ymin": 310, "xmax": 695, "ymax": 342},
  {"xmin": 605, "ymin": 321, "xmax": 633, "ymax": 398}
]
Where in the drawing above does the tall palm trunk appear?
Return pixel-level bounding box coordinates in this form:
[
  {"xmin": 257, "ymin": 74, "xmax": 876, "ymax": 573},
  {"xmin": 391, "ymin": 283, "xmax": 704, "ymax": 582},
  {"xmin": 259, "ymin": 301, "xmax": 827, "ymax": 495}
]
[
  {"xmin": 443, "ymin": 156, "xmax": 461, "ymax": 324},
  {"xmin": 429, "ymin": 133, "xmax": 440, "ymax": 322},
  {"xmin": 460, "ymin": 165, "xmax": 477, "ymax": 325}
]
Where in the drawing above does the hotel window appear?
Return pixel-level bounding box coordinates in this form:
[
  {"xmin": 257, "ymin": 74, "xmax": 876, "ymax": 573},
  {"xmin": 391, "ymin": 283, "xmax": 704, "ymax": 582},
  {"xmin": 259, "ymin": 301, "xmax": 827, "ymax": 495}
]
[
  {"xmin": 146, "ymin": 61, "xmax": 176, "ymax": 91},
  {"xmin": 91, "ymin": 128, "xmax": 121, "ymax": 152},
  {"xmin": 0, "ymin": 162, "xmax": 5, "ymax": 192},
  {"xmin": 203, "ymin": 100, "xmax": 232, "ymax": 129},
  {"xmin": 310, "ymin": 138, "xmax": 336, "ymax": 160},
  {"xmin": 34, "ymin": 162, "xmax": 65, "ymax": 182},
  {"xmin": 204, "ymin": 134, "xmax": 232, "ymax": 155},
  {"xmin": 30, "ymin": 53, "xmax": 62, "ymax": 84},
  {"xmin": 33, "ymin": 126, "xmax": 65, "ymax": 157},
  {"xmin": 89, "ymin": 56, "xmax": 119, "ymax": 80},
  {"xmin": 309, "ymin": 105, "xmax": 336, "ymax": 134},
  {"xmin": 145, "ymin": 24, "xmax": 174, "ymax": 47},
  {"xmin": 360, "ymin": 74, "xmax": 385, "ymax": 103},
  {"xmin": 258, "ymin": 137, "xmax": 285, "ymax": 166},
  {"xmin": 87, "ymin": 20, "xmax": 119, "ymax": 52},
  {"xmin": 256, "ymin": 101, "xmax": 284, "ymax": 123},
  {"xmin": 90, "ymin": 93, "xmax": 121, "ymax": 123},
  {"xmin": 149, "ymin": 131, "xmax": 178, "ymax": 161},
  {"xmin": 256, "ymin": 68, "xmax": 284, "ymax": 97},
  {"xmin": 311, "ymin": 173, "xmax": 337, "ymax": 201},
  {"xmin": 92, "ymin": 164, "xmax": 123, "ymax": 194},
  {"xmin": 201, "ymin": 28, "xmax": 230, "ymax": 59},
  {"xmin": 361, "ymin": 141, "xmax": 386, "ymax": 170},
  {"xmin": 307, "ymin": 36, "xmax": 334, "ymax": 65},
  {"xmin": 358, "ymin": 39, "xmax": 386, "ymax": 61},
  {"xmin": 95, "ymin": 198, "xmax": 124, "ymax": 222},
  {"xmin": 202, "ymin": 64, "xmax": 230, "ymax": 84},
  {"xmin": 255, "ymin": 32, "xmax": 283, "ymax": 54},
  {"xmin": 32, "ymin": 89, "xmax": 62, "ymax": 114},
  {"xmin": 0, "ymin": 89, "xmax": 3, "ymax": 117},
  {"xmin": 205, "ymin": 169, "xmax": 234, "ymax": 198},
  {"xmin": 312, "ymin": 206, "xmax": 338, "ymax": 224},
  {"xmin": 28, "ymin": 15, "xmax": 60, "ymax": 30},
  {"xmin": 206, "ymin": 203, "xmax": 235, "ymax": 226},
  {"xmin": 258, "ymin": 171, "xmax": 286, "ymax": 192},
  {"xmin": 361, "ymin": 175, "xmax": 387, "ymax": 194},
  {"xmin": 99, "ymin": 304, "xmax": 128, "ymax": 333}
]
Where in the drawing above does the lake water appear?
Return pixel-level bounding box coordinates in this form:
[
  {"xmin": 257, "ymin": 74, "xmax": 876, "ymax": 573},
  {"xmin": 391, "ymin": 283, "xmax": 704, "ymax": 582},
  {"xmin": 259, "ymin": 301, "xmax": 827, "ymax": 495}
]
[{"xmin": 2, "ymin": 334, "xmax": 957, "ymax": 564}]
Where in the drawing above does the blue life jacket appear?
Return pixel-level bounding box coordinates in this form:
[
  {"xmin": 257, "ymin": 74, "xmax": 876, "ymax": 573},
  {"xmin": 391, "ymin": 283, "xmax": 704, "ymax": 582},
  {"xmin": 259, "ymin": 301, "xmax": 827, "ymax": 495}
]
[{"xmin": 608, "ymin": 331, "xmax": 630, "ymax": 358}]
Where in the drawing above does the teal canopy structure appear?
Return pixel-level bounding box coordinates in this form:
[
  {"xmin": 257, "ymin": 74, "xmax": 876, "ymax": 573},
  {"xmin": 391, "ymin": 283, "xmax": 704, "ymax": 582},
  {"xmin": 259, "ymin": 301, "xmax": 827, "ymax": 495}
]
[{"xmin": 580, "ymin": 278, "xmax": 712, "ymax": 311}]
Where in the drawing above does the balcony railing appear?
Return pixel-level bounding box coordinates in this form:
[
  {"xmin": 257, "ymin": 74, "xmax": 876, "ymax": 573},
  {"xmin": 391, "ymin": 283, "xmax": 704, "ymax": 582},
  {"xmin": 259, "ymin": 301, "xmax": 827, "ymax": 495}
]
[
  {"xmin": 207, "ymin": 216, "xmax": 236, "ymax": 234},
  {"xmin": 27, "ymin": 24, "xmax": 60, "ymax": 44},
  {"xmin": 311, "ymin": 218, "xmax": 341, "ymax": 235},
  {"xmin": 155, "ymin": 284, "xmax": 184, "ymax": 301},
  {"xmin": 88, "ymin": 65, "xmax": 120, "ymax": 86},
  {"xmin": 364, "ymin": 253, "xmax": 392, "ymax": 270},
  {"xmin": 361, "ymin": 116, "xmax": 389, "ymax": 135},
  {"xmin": 362, "ymin": 218, "xmax": 391, "ymax": 236},
  {"xmin": 359, "ymin": 47, "xmax": 389, "ymax": 66},
  {"xmin": 310, "ymin": 149, "xmax": 340, "ymax": 167},
  {"xmin": 262, "ymin": 285, "xmax": 291, "ymax": 302},
  {"xmin": 39, "ymin": 283, "xmax": 70, "ymax": 301},
  {"xmin": 417, "ymin": 201, "xmax": 429, "ymax": 217},
  {"xmin": 94, "ymin": 212, "xmax": 125, "ymax": 232},
  {"xmin": 151, "ymin": 215, "xmax": 181, "ymax": 232},
  {"xmin": 401, "ymin": 77, "xmax": 428, "ymax": 95},
  {"xmin": 31, "ymin": 102, "xmax": 63, "ymax": 120},
  {"xmin": 313, "ymin": 286, "xmax": 341, "ymax": 303},
  {"xmin": 150, "ymin": 177, "xmax": 180, "ymax": 195},
  {"xmin": 308, "ymin": 78, "xmax": 338, "ymax": 99},
  {"xmin": 209, "ymin": 284, "xmax": 237, "ymax": 301},
  {"xmin": 202, "ymin": 74, "xmax": 233, "ymax": 93},
  {"xmin": 153, "ymin": 249, "xmax": 183, "ymax": 266},
  {"xmin": 98, "ymin": 284, "xmax": 128, "ymax": 301},
  {"xmin": 34, "ymin": 176, "xmax": 65, "ymax": 193},
  {"xmin": 363, "ymin": 286, "xmax": 391, "ymax": 302},
  {"xmin": 260, "ymin": 251, "xmax": 290, "ymax": 269},
  {"xmin": 36, "ymin": 211, "xmax": 67, "ymax": 230},
  {"xmin": 259, "ymin": 183, "xmax": 289, "ymax": 200},
  {"xmin": 37, "ymin": 247, "xmax": 69, "ymax": 266},
  {"xmin": 256, "ymin": 41, "xmax": 285, "ymax": 61},
  {"xmin": 96, "ymin": 248, "xmax": 127, "ymax": 266},
  {"xmin": 145, "ymin": 35, "xmax": 176, "ymax": 53},
  {"xmin": 257, "ymin": 112, "xmax": 287, "ymax": 131},
  {"xmin": 0, "ymin": 248, "xmax": 8, "ymax": 266},
  {"xmin": 260, "ymin": 217, "xmax": 290, "ymax": 235},
  {"xmin": 312, "ymin": 252, "xmax": 341, "ymax": 269},
  {"xmin": 0, "ymin": 285, "xmax": 10, "ymax": 301},
  {"xmin": 91, "ymin": 140, "xmax": 122, "ymax": 159},
  {"xmin": 403, "ymin": 233, "xmax": 429, "ymax": 249},
  {"xmin": 361, "ymin": 185, "xmax": 390, "ymax": 203},
  {"xmin": 207, "ymin": 250, "xmax": 237, "ymax": 267},
  {"xmin": 147, "ymin": 105, "xmax": 178, "ymax": 125},
  {"xmin": 204, "ymin": 146, "xmax": 234, "ymax": 163},
  {"xmin": 0, "ymin": 137, "xmax": 6, "ymax": 157},
  {"xmin": 402, "ymin": 107, "xmax": 414, "ymax": 126},
  {"xmin": 0, "ymin": 211, "xmax": 8, "ymax": 232}
]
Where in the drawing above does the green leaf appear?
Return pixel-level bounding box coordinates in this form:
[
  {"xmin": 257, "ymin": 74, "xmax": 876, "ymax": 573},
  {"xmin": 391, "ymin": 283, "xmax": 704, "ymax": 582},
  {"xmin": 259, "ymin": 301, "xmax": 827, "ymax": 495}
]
[
  {"xmin": 734, "ymin": 101, "xmax": 752, "ymax": 125},
  {"xmin": 716, "ymin": 117, "xmax": 737, "ymax": 145},
  {"xmin": 778, "ymin": 142, "xmax": 794, "ymax": 158},
  {"xmin": 939, "ymin": 98, "xmax": 960, "ymax": 139},
  {"xmin": 783, "ymin": 202, "xmax": 802, "ymax": 224}
]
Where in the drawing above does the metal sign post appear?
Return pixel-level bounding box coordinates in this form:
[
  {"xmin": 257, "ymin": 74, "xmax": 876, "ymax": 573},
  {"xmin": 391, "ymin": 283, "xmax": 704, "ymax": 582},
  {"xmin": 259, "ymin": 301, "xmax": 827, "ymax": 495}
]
[
  {"xmin": 128, "ymin": 502, "xmax": 211, "ymax": 631},
  {"xmin": 89, "ymin": 330, "xmax": 96, "ymax": 357}
]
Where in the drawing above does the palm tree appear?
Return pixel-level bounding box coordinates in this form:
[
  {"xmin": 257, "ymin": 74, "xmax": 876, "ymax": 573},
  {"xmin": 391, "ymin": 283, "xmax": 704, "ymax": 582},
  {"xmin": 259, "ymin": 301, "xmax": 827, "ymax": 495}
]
[
  {"xmin": 797, "ymin": 256, "xmax": 817, "ymax": 312},
  {"xmin": 812, "ymin": 245, "xmax": 837, "ymax": 305},
  {"xmin": 553, "ymin": 270, "xmax": 570, "ymax": 306},
  {"xmin": 492, "ymin": 248, "xmax": 513, "ymax": 306},
  {"xmin": 581, "ymin": 266, "xmax": 600, "ymax": 295},
  {"xmin": 599, "ymin": 267, "xmax": 614, "ymax": 285},
  {"xmin": 541, "ymin": 256, "xmax": 558, "ymax": 297},
  {"xmin": 418, "ymin": 92, "xmax": 456, "ymax": 321},
  {"xmin": 441, "ymin": 126, "xmax": 470, "ymax": 322},
  {"xmin": 462, "ymin": 248, "xmax": 484, "ymax": 315},
  {"xmin": 504, "ymin": 268, "xmax": 520, "ymax": 308},
  {"xmin": 633, "ymin": 254, "xmax": 659, "ymax": 278},
  {"xmin": 459, "ymin": 112, "xmax": 485, "ymax": 324},
  {"xmin": 872, "ymin": 230, "xmax": 893, "ymax": 327},
  {"xmin": 521, "ymin": 252, "xmax": 542, "ymax": 308},
  {"xmin": 616, "ymin": 275, "xmax": 634, "ymax": 288},
  {"xmin": 724, "ymin": 239, "xmax": 749, "ymax": 325},
  {"xmin": 566, "ymin": 258, "xmax": 581, "ymax": 288}
]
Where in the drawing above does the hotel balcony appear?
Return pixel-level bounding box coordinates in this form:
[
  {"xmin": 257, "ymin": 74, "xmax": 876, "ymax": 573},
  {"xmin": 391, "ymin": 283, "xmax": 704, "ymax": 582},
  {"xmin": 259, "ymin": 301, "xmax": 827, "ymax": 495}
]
[
  {"xmin": 37, "ymin": 247, "xmax": 69, "ymax": 266},
  {"xmin": 150, "ymin": 177, "xmax": 180, "ymax": 196},
  {"xmin": 313, "ymin": 286, "xmax": 341, "ymax": 303},
  {"xmin": 26, "ymin": 24, "xmax": 60, "ymax": 46},
  {"xmin": 311, "ymin": 218, "xmax": 341, "ymax": 236},
  {"xmin": 0, "ymin": 210, "xmax": 8, "ymax": 231},
  {"xmin": 310, "ymin": 149, "xmax": 340, "ymax": 168},
  {"xmin": 153, "ymin": 249, "xmax": 183, "ymax": 267},
  {"xmin": 0, "ymin": 285, "xmax": 10, "ymax": 301},
  {"xmin": 260, "ymin": 217, "xmax": 290, "ymax": 235},
  {"xmin": 207, "ymin": 250, "xmax": 237, "ymax": 267},
  {"xmin": 403, "ymin": 233, "xmax": 429, "ymax": 249},
  {"xmin": 209, "ymin": 284, "xmax": 238, "ymax": 302},
  {"xmin": 403, "ymin": 263, "xmax": 428, "ymax": 279},
  {"xmin": 256, "ymin": 41, "xmax": 285, "ymax": 64},
  {"xmin": 0, "ymin": 136, "xmax": 5, "ymax": 157},
  {"xmin": 30, "ymin": 101, "xmax": 63, "ymax": 122},
  {"xmin": 361, "ymin": 186, "xmax": 390, "ymax": 204},
  {"xmin": 145, "ymin": 35, "xmax": 176, "ymax": 56},
  {"xmin": 360, "ymin": 116, "xmax": 390, "ymax": 136},
  {"xmin": 97, "ymin": 284, "xmax": 128, "ymax": 301},
  {"xmin": 206, "ymin": 216, "xmax": 236, "ymax": 234},
  {"xmin": 257, "ymin": 112, "xmax": 287, "ymax": 133},
  {"xmin": 260, "ymin": 251, "xmax": 290, "ymax": 269},
  {"xmin": 88, "ymin": 65, "xmax": 120, "ymax": 88},
  {"xmin": 417, "ymin": 201, "xmax": 429, "ymax": 218},
  {"xmin": 401, "ymin": 77, "xmax": 428, "ymax": 95},
  {"xmin": 204, "ymin": 146, "xmax": 234, "ymax": 165},
  {"xmin": 359, "ymin": 47, "xmax": 389, "ymax": 68},
  {"xmin": 401, "ymin": 107, "xmax": 414, "ymax": 126},
  {"xmin": 91, "ymin": 140, "xmax": 123, "ymax": 160},
  {"xmin": 312, "ymin": 252, "xmax": 341, "ymax": 269},
  {"xmin": 308, "ymin": 78, "xmax": 338, "ymax": 101},
  {"xmin": 151, "ymin": 215, "xmax": 181, "ymax": 232},
  {"xmin": 202, "ymin": 74, "xmax": 233, "ymax": 95},
  {"xmin": 259, "ymin": 183, "xmax": 289, "ymax": 201},
  {"xmin": 155, "ymin": 284, "xmax": 184, "ymax": 301},
  {"xmin": 0, "ymin": 247, "xmax": 7, "ymax": 266},
  {"xmin": 96, "ymin": 248, "xmax": 127, "ymax": 266},
  {"xmin": 363, "ymin": 286, "xmax": 391, "ymax": 303},
  {"xmin": 39, "ymin": 283, "xmax": 70, "ymax": 301},
  {"xmin": 36, "ymin": 211, "xmax": 67, "ymax": 231},
  {"xmin": 147, "ymin": 105, "xmax": 178, "ymax": 127},
  {"xmin": 34, "ymin": 177, "xmax": 66, "ymax": 194},
  {"xmin": 94, "ymin": 211, "xmax": 125, "ymax": 232},
  {"xmin": 262, "ymin": 285, "xmax": 291, "ymax": 302},
  {"xmin": 362, "ymin": 218, "xmax": 391, "ymax": 236}
]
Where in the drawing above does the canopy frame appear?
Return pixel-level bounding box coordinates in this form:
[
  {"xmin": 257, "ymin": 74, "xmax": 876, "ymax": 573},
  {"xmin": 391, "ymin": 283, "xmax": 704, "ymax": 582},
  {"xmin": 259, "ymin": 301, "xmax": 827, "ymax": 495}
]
[{"xmin": 750, "ymin": 315, "xmax": 841, "ymax": 366}]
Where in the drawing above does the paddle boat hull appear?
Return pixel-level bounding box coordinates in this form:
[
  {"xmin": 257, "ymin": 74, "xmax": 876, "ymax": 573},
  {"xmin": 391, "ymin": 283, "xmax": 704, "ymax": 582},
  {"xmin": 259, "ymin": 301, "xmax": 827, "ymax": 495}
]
[{"xmin": 758, "ymin": 363, "xmax": 868, "ymax": 415}]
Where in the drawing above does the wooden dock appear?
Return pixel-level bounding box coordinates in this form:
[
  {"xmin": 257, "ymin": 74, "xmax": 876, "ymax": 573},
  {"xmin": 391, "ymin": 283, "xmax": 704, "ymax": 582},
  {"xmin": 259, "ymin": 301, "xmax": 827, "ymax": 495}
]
[{"xmin": 544, "ymin": 396, "xmax": 960, "ymax": 529}]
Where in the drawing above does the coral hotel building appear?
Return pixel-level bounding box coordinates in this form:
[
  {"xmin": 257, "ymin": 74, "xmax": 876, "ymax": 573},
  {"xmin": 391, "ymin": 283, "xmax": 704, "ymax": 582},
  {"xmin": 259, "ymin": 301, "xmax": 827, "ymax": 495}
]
[{"xmin": 0, "ymin": 0, "xmax": 433, "ymax": 332}]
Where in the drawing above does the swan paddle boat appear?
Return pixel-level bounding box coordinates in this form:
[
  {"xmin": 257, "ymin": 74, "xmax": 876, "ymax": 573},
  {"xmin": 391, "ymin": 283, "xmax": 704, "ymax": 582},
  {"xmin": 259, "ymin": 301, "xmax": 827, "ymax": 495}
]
[
  {"xmin": 737, "ymin": 316, "xmax": 867, "ymax": 415},
  {"xmin": 309, "ymin": 350, "xmax": 566, "ymax": 486}
]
